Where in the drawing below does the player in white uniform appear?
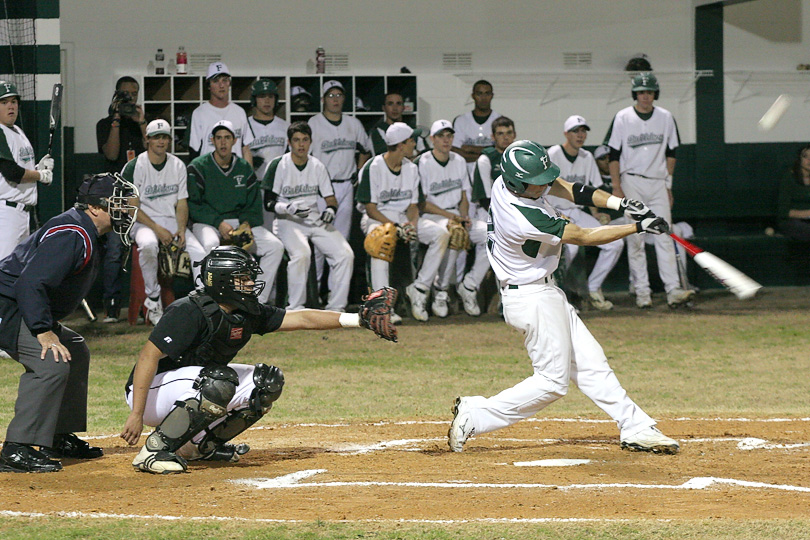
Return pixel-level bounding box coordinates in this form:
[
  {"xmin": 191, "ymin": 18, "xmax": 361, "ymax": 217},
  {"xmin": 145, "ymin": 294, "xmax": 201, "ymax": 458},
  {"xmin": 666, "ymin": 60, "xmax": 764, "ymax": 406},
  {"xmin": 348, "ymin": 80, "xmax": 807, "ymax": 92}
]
[
  {"xmin": 122, "ymin": 120, "xmax": 206, "ymax": 324},
  {"xmin": 262, "ymin": 122, "xmax": 353, "ymax": 312},
  {"xmin": 546, "ymin": 116, "xmax": 623, "ymax": 311},
  {"xmin": 309, "ymin": 80, "xmax": 373, "ymax": 293},
  {"xmin": 188, "ymin": 62, "xmax": 254, "ymax": 167},
  {"xmin": 0, "ymin": 81, "xmax": 53, "ymax": 260},
  {"xmin": 606, "ymin": 72, "xmax": 693, "ymax": 308},
  {"xmin": 247, "ymin": 79, "xmax": 289, "ymax": 181},
  {"xmin": 416, "ymin": 119, "xmax": 489, "ymax": 317},
  {"xmin": 472, "ymin": 116, "xmax": 516, "ymax": 216},
  {"xmin": 357, "ymin": 123, "xmax": 449, "ymax": 323},
  {"xmin": 448, "ymin": 140, "xmax": 680, "ymax": 455}
]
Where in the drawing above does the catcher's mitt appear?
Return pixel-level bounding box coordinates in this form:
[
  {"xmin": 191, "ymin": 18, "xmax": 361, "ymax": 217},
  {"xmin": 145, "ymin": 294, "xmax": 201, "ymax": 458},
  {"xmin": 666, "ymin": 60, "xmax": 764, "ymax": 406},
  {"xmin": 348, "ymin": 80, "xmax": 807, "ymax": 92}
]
[
  {"xmin": 447, "ymin": 219, "xmax": 471, "ymax": 251},
  {"xmin": 226, "ymin": 223, "xmax": 255, "ymax": 252},
  {"xmin": 364, "ymin": 222, "xmax": 397, "ymax": 262},
  {"xmin": 158, "ymin": 240, "xmax": 191, "ymax": 280},
  {"xmin": 359, "ymin": 286, "xmax": 398, "ymax": 342},
  {"xmin": 396, "ymin": 223, "xmax": 418, "ymax": 243}
]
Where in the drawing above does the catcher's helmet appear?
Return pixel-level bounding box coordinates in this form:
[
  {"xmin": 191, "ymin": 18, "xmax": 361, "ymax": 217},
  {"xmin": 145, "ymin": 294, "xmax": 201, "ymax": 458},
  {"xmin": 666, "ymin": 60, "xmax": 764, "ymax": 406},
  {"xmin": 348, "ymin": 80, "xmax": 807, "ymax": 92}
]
[
  {"xmin": 631, "ymin": 72, "xmax": 660, "ymax": 100},
  {"xmin": 0, "ymin": 80, "xmax": 19, "ymax": 101},
  {"xmin": 200, "ymin": 246, "xmax": 265, "ymax": 314},
  {"xmin": 500, "ymin": 140, "xmax": 560, "ymax": 195},
  {"xmin": 76, "ymin": 172, "xmax": 139, "ymax": 247},
  {"xmin": 251, "ymin": 79, "xmax": 278, "ymax": 107}
]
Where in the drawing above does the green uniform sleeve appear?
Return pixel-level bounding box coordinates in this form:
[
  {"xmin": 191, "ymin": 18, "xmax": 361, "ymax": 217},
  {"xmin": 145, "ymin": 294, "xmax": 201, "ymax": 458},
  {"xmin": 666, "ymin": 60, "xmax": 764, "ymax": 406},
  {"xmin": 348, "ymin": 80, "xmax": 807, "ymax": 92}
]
[
  {"xmin": 120, "ymin": 158, "xmax": 137, "ymax": 183},
  {"xmin": 261, "ymin": 156, "xmax": 282, "ymax": 192},
  {"xmin": 187, "ymin": 159, "xmax": 223, "ymax": 228},
  {"xmin": 471, "ymin": 160, "xmax": 487, "ymax": 203},
  {"xmin": 356, "ymin": 161, "xmax": 372, "ymax": 204},
  {"xmin": 0, "ymin": 129, "xmax": 14, "ymax": 161},
  {"xmin": 370, "ymin": 127, "xmax": 387, "ymax": 155}
]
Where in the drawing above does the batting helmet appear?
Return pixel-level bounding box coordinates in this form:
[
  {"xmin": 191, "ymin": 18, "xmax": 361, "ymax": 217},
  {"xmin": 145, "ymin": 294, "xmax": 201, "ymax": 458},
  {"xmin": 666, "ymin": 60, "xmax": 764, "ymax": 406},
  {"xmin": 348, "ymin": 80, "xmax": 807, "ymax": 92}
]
[
  {"xmin": 500, "ymin": 140, "xmax": 560, "ymax": 195},
  {"xmin": 200, "ymin": 246, "xmax": 265, "ymax": 314},
  {"xmin": 0, "ymin": 80, "xmax": 20, "ymax": 101},
  {"xmin": 251, "ymin": 79, "xmax": 278, "ymax": 107},
  {"xmin": 631, "ymin": 72, "xmax": 660, "ymax": 100}
]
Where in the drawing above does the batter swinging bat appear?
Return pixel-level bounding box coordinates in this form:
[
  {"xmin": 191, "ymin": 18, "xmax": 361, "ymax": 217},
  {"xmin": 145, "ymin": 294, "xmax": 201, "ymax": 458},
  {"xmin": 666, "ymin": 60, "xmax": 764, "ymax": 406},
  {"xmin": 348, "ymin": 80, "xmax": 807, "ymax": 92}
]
[
  {"xmin": 47, "ymin": 83, "xmax": 63, "ymax": 155},
  {"xmin": 670, "ymin": 233, "xmax": 762, "ymax": 300}
]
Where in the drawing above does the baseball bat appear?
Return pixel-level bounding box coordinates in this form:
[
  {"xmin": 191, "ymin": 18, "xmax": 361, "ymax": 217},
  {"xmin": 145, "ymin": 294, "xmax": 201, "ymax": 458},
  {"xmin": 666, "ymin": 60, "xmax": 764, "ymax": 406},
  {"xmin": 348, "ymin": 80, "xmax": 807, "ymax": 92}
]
[
  {"xmin": 669, "ymin": 233, "xmax": 762, "ymax": 300},
  {"xmin": 81, "ymin": 299, "xmax": 97, "ymax": 322},
  {"xmin": 47, "ymin": 83, "xmax": 63, "ymax": 156}
]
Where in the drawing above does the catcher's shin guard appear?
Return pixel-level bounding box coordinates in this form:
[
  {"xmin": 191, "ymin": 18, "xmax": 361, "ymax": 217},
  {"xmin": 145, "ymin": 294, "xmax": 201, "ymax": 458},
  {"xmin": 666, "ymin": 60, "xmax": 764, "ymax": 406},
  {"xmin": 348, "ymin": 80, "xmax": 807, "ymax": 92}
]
[{"xmin": 144, "ymin": 365, "xmax": 239, "ymax": 453}]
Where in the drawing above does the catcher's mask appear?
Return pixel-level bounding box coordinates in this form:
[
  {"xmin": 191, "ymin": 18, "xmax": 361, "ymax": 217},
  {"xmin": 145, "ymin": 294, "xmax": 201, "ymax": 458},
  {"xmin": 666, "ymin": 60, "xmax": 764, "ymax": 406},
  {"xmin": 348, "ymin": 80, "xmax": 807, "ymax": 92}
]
[
  {"xmin": 199, "ymin": 246, "xmax": 265, "ymax": 314},
  {"xmin": 76, "ymin": 172, "xmax": 139, "ymax": 247}
]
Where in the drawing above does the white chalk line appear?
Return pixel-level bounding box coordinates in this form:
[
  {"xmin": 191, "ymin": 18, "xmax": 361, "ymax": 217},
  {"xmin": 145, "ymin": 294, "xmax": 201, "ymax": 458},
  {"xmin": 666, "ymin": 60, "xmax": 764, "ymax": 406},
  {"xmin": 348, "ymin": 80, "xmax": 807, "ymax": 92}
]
[
  {"xmin": 231, "ymin": 469, "xmax": 810, "ymax": 493},
  {"xmin": 0, "ymin": 509, "xmax": 629, "ymax": 525}
]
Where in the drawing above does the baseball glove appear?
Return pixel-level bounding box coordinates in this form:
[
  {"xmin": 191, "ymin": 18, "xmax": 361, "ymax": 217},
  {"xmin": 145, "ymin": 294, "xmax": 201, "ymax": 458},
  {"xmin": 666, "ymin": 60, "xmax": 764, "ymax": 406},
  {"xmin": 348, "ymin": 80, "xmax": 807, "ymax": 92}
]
[
  {"xmin": 447, "ymin": 219, "xmax": 471, "ymax": 251},
  {"xmin": 158, "ymin": 240, "xmax": 191, "ymax": 280},
  {"xmin": 396, "ymin": 223, "xmax": 418, "ymax": 243},
  {"xmin": 359, "ymin": 286, "xmax": 398, "ymax": 342},
  {"xmin": 364, "ymin": 222, "xmax": 397, "ymax": 262},
  {"xmin": 227, "ymin": 223, "xmax": 255, "ymax": 252}
]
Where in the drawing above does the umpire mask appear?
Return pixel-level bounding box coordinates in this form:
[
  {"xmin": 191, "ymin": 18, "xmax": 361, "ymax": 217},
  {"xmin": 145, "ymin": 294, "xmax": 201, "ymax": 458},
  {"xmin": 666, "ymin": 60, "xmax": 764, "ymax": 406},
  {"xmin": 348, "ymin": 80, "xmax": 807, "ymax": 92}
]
[{"xmin": 77, "ymin": 172, "xmax": 140, "ymax": 247}]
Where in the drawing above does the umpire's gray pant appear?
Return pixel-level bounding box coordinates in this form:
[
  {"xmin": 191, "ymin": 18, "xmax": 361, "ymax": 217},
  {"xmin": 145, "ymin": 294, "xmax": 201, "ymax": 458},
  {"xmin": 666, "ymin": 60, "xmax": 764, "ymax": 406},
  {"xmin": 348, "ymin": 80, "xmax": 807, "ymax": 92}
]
[{"xmin": 4, "ymin": 324, "xmax": 90, "ymax": 448}]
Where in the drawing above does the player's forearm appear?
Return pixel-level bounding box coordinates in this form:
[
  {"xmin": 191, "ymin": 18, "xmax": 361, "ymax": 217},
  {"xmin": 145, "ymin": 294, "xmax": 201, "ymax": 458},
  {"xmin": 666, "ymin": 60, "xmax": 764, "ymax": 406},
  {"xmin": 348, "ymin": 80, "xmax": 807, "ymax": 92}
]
[
  {"xmin": 365, "ymin": 204, "xmax": 391, "ymax": 224},
  {"xmin": 242, "ymin": 146, "xmax": 253, "ymax": 168},
  {"xmin": 563, "ymin": 223, "xmax": 637, "ymax": 246},
  {"xmin": 21, "ymin": 168, "xmax": 41, "ymax": 184},
  {"xmin": 176, "ymin": 199, "xmax": 189, "ymax": 230},
  {"xmin": 278, "ymin": 309, "xmax": 342, "ymax": 331}
]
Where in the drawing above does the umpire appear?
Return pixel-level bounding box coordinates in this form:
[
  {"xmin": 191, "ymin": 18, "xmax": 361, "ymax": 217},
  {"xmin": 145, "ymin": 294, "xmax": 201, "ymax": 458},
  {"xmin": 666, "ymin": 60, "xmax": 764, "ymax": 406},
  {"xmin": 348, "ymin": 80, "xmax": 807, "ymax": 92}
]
[{"xmin": 0, "ymin": 172, "xmax": 138, "ymax": 472}]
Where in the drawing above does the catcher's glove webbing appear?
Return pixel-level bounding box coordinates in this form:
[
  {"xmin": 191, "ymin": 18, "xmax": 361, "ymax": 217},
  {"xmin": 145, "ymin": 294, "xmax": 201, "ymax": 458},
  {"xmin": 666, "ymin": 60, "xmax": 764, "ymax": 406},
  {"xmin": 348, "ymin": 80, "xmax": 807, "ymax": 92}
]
[
  {"xmin": 158, "ymin": 240, "xmax": 191, "ymax": 280},
  {"xmin": 447, "ymin": 219, "xmax": 471, "ymax": 251},
  {"xmin": 359, "ymin": 286, "xmax": 398, "ymax": 342},
  {"xmin": 226, "ymin": 223, "xmax": 255, "ymax": 252},
  {"xmin": 364, "ymin": 222, "xmax": 397, "ymax": 262}
]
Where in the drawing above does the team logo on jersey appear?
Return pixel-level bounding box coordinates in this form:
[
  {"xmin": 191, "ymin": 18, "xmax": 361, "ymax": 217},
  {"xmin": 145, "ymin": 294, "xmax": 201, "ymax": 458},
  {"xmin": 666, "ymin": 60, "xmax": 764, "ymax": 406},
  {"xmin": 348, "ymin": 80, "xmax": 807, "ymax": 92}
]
[
  {"xmin": 627, "ymin": 133, "xmax": 664, "ymax": 149},
  {"xmin": 233, "ymin": 175, "xmax": 245, "ymax": 187},
  {"xmin": 428, "ymin": 177, "xmax": 463, "ymax": 195},
  {"xmin": 230, "ymin": 327, "xmax": 244, "ymax": 340},
  {"xmin": 164, "ymin": 336, "xmax": 172, "ymax": 343}
]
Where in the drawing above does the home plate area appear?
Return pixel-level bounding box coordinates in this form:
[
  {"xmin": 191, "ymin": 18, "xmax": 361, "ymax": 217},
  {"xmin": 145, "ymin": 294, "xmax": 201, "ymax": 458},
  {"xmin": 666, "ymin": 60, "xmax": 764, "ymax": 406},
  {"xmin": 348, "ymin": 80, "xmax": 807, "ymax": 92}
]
[{"xmin": 0, "ymin": 417, "xmax": 809, "ymax": 523}]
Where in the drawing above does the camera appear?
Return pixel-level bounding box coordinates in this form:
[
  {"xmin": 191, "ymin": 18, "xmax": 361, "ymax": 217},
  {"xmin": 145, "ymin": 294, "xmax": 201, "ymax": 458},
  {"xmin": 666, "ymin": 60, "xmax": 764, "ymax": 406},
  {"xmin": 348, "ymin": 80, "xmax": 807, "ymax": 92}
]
[{"xmin": 112, "ymin": 90, "xmax": 137, "ymax": 117}]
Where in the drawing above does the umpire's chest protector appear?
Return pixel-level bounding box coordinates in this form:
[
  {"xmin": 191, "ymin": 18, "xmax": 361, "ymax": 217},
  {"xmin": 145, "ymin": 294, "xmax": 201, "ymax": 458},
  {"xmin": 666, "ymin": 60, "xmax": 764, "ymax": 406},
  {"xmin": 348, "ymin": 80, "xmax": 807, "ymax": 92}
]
[{"xmin": 188, "ymin": 292, "xmax": 253, "ymax": 366}]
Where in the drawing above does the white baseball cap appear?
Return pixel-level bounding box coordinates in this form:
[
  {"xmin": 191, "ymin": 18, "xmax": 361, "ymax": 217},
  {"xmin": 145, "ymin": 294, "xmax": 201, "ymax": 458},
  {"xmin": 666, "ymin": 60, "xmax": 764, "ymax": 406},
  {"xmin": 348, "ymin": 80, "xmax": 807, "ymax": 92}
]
[
  {"xmin": 211, "ymin": 119, "xmax": 235, "ymax": 137},
  {"xmin": 593, "ymin": 145, "xmax": 610, "ymax": 160},
  {"xmin": 206, "ymin": 61, "xmax": 230, "ymax": 80},
  {"xmin": 322, "ymin": 80, "xmax": 345, "ymax": 96},
  {"xmin": 563, "ymin": 115, "xmax": 590, "ymax": 132},
  {"xmin": 385, "ymin": 122, "xmax": 423, "ymax": 146},
  {"xmin": 429, "ymin": 119, "xmax": 454, "ymax": 136},
  {"xmin": 291, "ymin": 86, "xmax": 312, "ymax": 98},
  {"xmin": 146, "ymin": 119, "xmax": 171, "ymax": 137}
]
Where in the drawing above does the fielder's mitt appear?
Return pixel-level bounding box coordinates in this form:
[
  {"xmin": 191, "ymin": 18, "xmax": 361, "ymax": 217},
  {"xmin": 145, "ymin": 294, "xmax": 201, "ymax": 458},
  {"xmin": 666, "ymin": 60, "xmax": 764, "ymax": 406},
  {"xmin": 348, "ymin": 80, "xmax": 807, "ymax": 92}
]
[
  {"xmin": 227, "ymin": 223, "xmax": 255, "ymax": 252},
  {"xmin": 158, "ymin": 240, "xmax": 191, "ymax": 280},
  {"xmin": 359, "ymin": 286, "xmax": 398, "ymax": 342},
  {"xmin": 396, "ymin": 223, "xmax": 418, "ymax": 243},
  {"xmin": 364, "ymin": 222, "xmax": 397, "ymax": 262},
  {"xmin": 447, "ymin": 219, "xmax": 471, "ymax": 251}
]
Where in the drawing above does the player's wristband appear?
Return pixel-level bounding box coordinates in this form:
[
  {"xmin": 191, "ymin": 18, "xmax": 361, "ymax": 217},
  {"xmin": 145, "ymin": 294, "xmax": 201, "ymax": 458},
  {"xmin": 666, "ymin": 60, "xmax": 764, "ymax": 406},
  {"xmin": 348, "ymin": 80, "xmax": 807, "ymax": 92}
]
[
  {"xmin": 339, "ymin": 313, "xmax": 361, "ymax": 328},
  {"xmin": 605, "ymin": 196, "xmax": 622, "ymax": 211}
]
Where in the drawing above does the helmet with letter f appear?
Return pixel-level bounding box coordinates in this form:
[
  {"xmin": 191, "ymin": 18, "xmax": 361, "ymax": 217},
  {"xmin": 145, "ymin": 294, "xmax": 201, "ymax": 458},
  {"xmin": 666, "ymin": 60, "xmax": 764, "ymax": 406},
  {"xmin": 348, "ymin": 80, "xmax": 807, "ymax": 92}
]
[
  {"xmin": 500, "ymin": 140, "xmax": 560, "ymax": 195},
  {"xmin": 631, "ymin": 72, "xmax": 660, "ymax": 100}
]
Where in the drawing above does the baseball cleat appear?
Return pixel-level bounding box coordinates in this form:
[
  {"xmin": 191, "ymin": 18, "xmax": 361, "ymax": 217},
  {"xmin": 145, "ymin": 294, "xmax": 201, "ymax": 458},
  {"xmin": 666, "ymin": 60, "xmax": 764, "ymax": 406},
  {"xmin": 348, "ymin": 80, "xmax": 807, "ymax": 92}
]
[
  {"xmin": 390, "ymin": 312, "xmax": 403, "ymax": 325},
  {"xmin": 456, "ymin": 283, "xmax": 481, "ymax": 316},
  {"xmin": 431, "ymin": 290, "xmax": 450, "ymax": 318},
  {"xmin": 635, "ymin": 292, "xmax": 653, "ymax": 309},
  {"xmin": 588, "ymin": 290, "xmax": 613, "ymax": 311},
  {"xmin": 448, "ymin": 397, "xmax": 475, "ymax": 452},
  {"xmin": 132, "ymin": 446, "xmax": 188, "ymax": 474},
  {"xmin": 621, "ymin": 426, "xmax": 680, "ymax": 454},
  {"xmin": 666, "ymin": 288, "xmax": 695, "ymax": 308},
  {"xmin": 405, "ymin": 283, "xmax": 429, "ymax": 322}
]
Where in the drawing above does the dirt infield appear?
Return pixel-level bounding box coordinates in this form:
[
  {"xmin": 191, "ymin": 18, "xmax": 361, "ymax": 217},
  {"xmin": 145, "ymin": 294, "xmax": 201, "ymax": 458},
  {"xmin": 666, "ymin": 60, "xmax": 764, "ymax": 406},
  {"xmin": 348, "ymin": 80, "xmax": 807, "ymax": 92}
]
[{"xmin": 1, "ymin": 417, "xmax": 808, "ymax": 523}]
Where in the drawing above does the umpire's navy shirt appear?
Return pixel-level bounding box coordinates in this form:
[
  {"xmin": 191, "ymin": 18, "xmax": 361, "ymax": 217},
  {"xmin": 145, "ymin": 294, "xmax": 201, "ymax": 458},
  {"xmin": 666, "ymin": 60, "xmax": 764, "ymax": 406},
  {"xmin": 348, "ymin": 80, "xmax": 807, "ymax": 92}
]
[{"xmin": 0, "ymin": 208, "xmax": 101, "ymax": 349}]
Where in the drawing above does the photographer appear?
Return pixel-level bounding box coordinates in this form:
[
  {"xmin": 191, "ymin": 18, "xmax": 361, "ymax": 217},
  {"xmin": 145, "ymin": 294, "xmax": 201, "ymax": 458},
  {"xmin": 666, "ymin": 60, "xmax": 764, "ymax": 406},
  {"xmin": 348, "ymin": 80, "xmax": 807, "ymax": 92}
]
[{"xmin": 96, "ymin": 76, "xmax": 146, "ymax": 173}]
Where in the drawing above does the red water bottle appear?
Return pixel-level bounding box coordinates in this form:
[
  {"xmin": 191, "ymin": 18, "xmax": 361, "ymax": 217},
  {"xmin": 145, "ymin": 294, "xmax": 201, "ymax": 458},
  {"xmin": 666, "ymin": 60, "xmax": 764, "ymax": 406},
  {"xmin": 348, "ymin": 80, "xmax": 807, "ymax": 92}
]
[{"xmin": 176, "ymin": 46, "xmax": 187, "ymax": 74}]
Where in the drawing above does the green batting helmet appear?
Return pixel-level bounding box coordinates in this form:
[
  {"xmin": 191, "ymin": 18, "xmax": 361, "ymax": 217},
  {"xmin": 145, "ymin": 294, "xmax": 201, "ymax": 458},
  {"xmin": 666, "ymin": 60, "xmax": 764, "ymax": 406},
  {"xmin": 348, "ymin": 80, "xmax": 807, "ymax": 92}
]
[
  {"xmin": 631, "ymin": 72, "xmax": 660, "ymax": 100},
  {"xmin": 0, "ymin": 80, "xmax": 20, "ymax": 101},
  {"xmin": 500, "ymin": 140, "xmax": 560, "ymax": 194},
  {"xmin": 251, "ymin": 79, "xmax": 278, "ymax": 107}
]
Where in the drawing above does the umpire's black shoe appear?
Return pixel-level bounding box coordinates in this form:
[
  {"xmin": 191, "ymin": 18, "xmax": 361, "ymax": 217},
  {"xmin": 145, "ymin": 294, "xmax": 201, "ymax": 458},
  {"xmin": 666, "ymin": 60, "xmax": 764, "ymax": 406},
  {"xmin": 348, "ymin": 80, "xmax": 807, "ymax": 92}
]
[
  {"xmin": 0, "ymin": 442, "xmax": 63, "ymax": 473},
  {"xmin": 40, "ymin": 433, "xmax": 103, "ymax": 460}
]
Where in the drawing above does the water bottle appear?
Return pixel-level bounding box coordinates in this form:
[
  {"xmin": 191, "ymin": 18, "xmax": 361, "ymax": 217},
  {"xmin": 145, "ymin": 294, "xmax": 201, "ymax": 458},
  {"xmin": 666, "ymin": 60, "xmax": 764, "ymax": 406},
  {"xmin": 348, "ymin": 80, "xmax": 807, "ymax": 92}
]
[
  {"xmin": 176, "ymin": 46, "xmax": 187, "ymax": 74},
  {"xmin": 155, "ymin": 49, "xmax": 165, "ymax": 75},
  {"xmin": 316, "ymin": 47, "xmax": 325, "ymax": 74}
]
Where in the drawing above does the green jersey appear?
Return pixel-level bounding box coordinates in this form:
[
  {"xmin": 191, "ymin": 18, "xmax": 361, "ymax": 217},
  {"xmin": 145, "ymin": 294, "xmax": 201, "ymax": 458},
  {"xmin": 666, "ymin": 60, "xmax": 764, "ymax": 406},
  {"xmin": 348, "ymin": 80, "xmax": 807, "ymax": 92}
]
[{"xmin": 187, "ymin": 153, "xmax": 262, "ymax": 228}]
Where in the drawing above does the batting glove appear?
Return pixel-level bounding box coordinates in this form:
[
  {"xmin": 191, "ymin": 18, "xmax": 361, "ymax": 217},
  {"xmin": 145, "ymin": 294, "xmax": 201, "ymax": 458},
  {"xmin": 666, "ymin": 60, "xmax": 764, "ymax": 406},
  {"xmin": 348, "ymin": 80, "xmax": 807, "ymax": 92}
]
[
  {"xmin": 621, "ymin": 198, "xmax": 654, "ymax": 222},
  {"xmin": 275, "ymin": 199, "xmax": 311, "ymax": 218},
  {"xmin": 636, "ymin": 216, "xmax": 670, "ymax": 235},
  {"xmin": 38, "ymin": 168, "xmax": 54, "ymax": 185},
  {"xmin": 320, "ymin": 206, "xmax": 336, "ymax": 224},
  {"xmin": 36, "ymin": 154, "xmax": 54, "ymax": 172}
]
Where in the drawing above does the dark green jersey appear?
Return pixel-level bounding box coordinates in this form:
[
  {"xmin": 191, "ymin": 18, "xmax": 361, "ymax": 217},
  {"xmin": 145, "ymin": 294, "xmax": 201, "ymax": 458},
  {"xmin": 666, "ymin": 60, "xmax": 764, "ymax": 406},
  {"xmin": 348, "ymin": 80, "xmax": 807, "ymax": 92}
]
[
  {"xmin": 472, "ymin": 146, "xmax": 503, "ymax": 205},
  {"xmin": 187, "ymin": 153, "xmax": 262, "ymax": 228}
]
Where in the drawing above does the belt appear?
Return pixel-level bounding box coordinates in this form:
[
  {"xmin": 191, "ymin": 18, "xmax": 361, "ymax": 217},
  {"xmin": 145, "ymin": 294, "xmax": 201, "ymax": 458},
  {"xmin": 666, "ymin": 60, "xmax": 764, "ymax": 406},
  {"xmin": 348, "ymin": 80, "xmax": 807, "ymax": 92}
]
[
  {"xmin": 4, "ymin": 200, "xmax": 34, "ymax": 212},
  {"xmin": 503, "ymin": 275, "xmax": 553, "ymax": 289},
  {"xmin": 624, "ymin": 172, "xmax": 660, "ymax": 181},
  {"xmin": 332, "ymin": 178, "xmax": 352, "ymax": 183}
]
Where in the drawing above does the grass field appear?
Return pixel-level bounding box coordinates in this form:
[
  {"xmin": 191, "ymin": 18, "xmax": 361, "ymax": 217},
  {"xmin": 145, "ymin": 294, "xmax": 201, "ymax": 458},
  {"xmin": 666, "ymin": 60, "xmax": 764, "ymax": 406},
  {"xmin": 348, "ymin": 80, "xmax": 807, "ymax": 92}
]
[{"xmin": 1, "ymin": 287, "xmax": 809, "ymax": 539}]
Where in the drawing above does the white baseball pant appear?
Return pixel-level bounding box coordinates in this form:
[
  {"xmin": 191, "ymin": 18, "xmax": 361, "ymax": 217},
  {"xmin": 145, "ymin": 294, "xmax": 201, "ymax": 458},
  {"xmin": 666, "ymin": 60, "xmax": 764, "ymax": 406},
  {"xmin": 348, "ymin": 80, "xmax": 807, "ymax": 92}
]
[
  {"xmin": 130, "ymin": 219, "xmax": 206, "ymax": 298},
  {"xmin": 422, "ymin": 214, "xmax": 490, "ymax": 292},
  {"xmin": 461, "ymin": 281, "xmax": 655, "ymax": 440},
  {"xmin": 273, "ymin": 216, "xmax": 354, "ymax": 311},
  {"xmin": 314, "ymin": 181, "xmax": 353, "ymax": 284},
  {"xmin": 0, "ymin": 203, "xmax": 31, "ymax": 260},
  {"xmin": 620, "ymin": 173, "xmax": 679, "ymax": 295},
  {"xmin": 191, "ymin": 220, "xmax": 284, "ymax": 305},
  {"xmin": 560, "ymin": 207, "xmax": 623, "ymax": 293},
  {"xmin": 360, "ymin": 213, "xmax": 449, "ymax": 292}
]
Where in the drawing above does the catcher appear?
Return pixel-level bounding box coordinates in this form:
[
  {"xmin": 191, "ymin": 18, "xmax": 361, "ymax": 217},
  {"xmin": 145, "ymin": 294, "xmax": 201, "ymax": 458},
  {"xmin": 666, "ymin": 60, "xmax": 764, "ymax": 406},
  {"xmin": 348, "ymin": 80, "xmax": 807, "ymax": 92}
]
[{"xmin": 120, "ymin": 246, "xmax": 396, "ymax": 475}]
